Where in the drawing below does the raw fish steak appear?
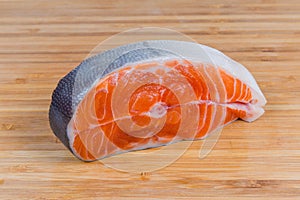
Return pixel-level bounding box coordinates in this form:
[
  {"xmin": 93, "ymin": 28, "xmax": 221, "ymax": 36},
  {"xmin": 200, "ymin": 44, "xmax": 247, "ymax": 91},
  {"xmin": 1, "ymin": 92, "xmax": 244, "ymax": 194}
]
[{"xmin": 49, "ymin": 40, "xmax": 266, "ymax": 161}]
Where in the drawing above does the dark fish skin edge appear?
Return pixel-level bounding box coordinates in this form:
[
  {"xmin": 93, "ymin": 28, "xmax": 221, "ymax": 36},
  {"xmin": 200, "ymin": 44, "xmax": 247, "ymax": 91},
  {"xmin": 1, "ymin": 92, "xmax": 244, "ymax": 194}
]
[{"xmin": 49, "ymin": 67, "xmax": 78, "ymax": 152}]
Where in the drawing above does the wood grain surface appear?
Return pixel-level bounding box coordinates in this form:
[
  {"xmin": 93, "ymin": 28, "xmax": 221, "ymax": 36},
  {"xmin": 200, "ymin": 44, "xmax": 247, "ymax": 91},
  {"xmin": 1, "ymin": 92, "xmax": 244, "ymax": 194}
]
[{"xmin": 0, "ymin": 0, "xmax": 300, "ymax": 199}]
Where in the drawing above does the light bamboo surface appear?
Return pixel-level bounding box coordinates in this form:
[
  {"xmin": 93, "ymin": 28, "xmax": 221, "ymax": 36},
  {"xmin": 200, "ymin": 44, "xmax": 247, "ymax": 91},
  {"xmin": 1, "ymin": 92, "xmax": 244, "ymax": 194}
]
[{"xmin": 0, "ymin": 0, "xmax": 300, "ymax": 199}]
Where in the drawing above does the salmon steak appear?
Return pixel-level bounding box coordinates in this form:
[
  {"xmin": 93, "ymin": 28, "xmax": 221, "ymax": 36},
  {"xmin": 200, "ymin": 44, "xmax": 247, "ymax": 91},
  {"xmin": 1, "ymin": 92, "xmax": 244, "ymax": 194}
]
[{"xmin": 49, "ymin": 40, "xmax": 266, "ymax": 161}]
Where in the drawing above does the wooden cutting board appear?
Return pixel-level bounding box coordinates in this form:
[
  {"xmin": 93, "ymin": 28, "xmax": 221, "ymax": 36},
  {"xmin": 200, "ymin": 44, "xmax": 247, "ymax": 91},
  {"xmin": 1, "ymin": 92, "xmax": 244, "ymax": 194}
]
[{"xmin": 0, "ymin": 0, "xmax": 299, "ymax": 199}]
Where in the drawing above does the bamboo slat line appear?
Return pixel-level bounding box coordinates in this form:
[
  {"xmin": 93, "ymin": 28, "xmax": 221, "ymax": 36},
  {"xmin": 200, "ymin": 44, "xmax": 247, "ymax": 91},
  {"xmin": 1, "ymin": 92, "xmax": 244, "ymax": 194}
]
[{"xmin": 0, "ymin": 0, "xmax": 300, "ymax": 199}]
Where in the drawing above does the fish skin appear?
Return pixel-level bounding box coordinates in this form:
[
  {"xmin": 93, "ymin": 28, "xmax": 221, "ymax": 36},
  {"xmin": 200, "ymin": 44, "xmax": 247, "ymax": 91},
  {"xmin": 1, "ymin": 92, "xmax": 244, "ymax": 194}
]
[
  {"xmin": 49, "ymin": 40, "xmax": 266, "ymax": 157},
  {"xmin": 104, "ymin": 48, "xmax": 179, "ymax": 76},
  {"xmin": 49, "ymin": 68, "xmax": 78, "ymax": 151}
]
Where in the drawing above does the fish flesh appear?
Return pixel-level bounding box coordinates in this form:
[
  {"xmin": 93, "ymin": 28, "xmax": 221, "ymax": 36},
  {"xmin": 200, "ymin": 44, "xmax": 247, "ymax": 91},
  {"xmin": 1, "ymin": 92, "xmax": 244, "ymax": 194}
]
[{"xmin": 49, "ymin": 40, "xmax": 266, "ymax": 161}]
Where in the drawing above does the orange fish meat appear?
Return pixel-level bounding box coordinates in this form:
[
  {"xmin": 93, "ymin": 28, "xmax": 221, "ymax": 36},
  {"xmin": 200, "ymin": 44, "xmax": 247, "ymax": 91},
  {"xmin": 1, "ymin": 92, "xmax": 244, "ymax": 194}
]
[{"xmin": 49, "ymin": 40, "xmax": 266, "ymax": 161}]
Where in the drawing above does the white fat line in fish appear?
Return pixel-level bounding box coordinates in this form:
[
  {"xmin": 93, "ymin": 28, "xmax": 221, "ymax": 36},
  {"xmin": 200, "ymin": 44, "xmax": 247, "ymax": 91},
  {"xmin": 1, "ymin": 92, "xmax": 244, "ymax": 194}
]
[
  {"xmin": 229, "ymin": 77, "xmax": 237, "ymax": 102},
  {"xmin": 206, "ymin": 102, "xmax": 217, "ymax": 135},
  {"xmin": 203, "ymin": 65, "xmax": 220, "ymax": 102},
  {"xmin": 235, "ymin": 82, "xmax": 244, "ymax": 103},
  {"xmin": 68, "ymin": 98, "xmax": 254, "ymax": 136}
]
